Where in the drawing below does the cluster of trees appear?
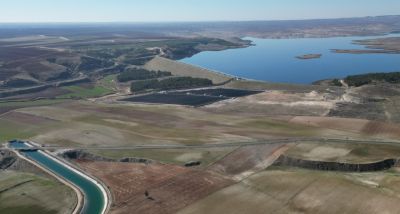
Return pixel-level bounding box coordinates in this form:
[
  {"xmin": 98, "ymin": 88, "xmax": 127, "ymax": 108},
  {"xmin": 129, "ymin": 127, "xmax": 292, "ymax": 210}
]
[
  {"xmin": 78, "ymin": 56, "xmax": 114, "ymax": 72},
  {"xmin": 4, "ymin": 78, "xmax": 38, "ymax": 88},
  {"xmin": 117, "ymin": 68, "xmax": 172, "ymax": 82},
  {"xmin": 122, "ymin": 48, "xmax": 158, "ymax": 65},
  {"xmin": 122, "ymin": 57, "xmax": 154, "ymax": 66},
  {"xmin": 95, "ymin": 64, "xmax": 127, "ymax": 76},
  {"xmin": 130, "ymin": 77, "xmax": 213, "ymax": 92},
  {"xmin": 345, "ymin": 72, "xmax": 400, "ymax": 87}
]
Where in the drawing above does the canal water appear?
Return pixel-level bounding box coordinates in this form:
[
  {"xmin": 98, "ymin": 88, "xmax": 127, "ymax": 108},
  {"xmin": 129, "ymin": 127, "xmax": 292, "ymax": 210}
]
[{"xmin": 9, "ymin": 142, "xmax": 105, "ymax": 214}]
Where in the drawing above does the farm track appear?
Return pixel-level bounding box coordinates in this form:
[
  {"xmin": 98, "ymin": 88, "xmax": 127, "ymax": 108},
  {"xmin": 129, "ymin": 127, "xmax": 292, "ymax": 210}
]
[{"xmin": 32, "ymin": 138, "xmax": 400, "ymax": 151}]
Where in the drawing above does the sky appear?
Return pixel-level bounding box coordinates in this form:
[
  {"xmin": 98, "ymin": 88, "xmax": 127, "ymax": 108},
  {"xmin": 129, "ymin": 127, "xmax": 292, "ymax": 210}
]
[{"xmin": 0, "ymin": 0, "xmax": 399, "ymax": 23}]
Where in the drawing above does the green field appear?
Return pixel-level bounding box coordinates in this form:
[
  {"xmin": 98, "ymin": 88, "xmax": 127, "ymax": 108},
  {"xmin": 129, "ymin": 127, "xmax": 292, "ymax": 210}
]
[
  {"xmin": 57, "ymin": 85, "xmax": 113, "ymax": 99},
  {"xmin": 0, "ymin": 171, "xmax": 77, "ymax": 214},
  {"xmin": 0, "ymin": 120, "xmax": 34, "ymax": 142},
  {"xmin": 99, "ymin": 74, "xmax": 118, "ymax": 91}
]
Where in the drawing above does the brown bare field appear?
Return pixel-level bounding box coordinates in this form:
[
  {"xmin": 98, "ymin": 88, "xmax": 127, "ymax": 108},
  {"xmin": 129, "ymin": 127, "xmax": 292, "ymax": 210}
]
[
  {"xmin": 290, "ymin": 116, "xmax": 368, "ymax": 132},
  {"xmin": 204, "ymin": 90, "xmax": 339, "ymax": 116},
  {"xmin": 7, "ymin": 101, "xmax": 313, "ymax": 146},
  {"xmin": 362, "ymin": 120, "xmax": 400, "ymax": 138},
  {"xmin": 290, "ymin": 116, "xmax": 400, "ymax": 139},
  {"xmin": 1, "ymin": 111, "xmax": 56, "ymax": 125},
  {"xmin": 208, "ymin": 144, "xmax": 291, "ymax": 180},
  {"xmin": 284, "ymin": 142, "xmax": 400, "ymax": 163},
  {"xmin": 0, "ymin": 111, "xmax": 58, "ymax": 141},
  {"xmin": 177, "ymin": 168, "xmax": 400, "ymax": 214},
  {"xmin": 3, "ymin": 99, "xmax": 399, "ymax": 146},
  {"xmin": 90, "ymin": 147, "xmax": 237, "ymax": 167},
  {"xmin": 144, "ymin": 56, "xmax": 231, "ymax": 84},
  {"xmin": 77, "ymin": 161, "xmax": 233, "ymax": 214}
]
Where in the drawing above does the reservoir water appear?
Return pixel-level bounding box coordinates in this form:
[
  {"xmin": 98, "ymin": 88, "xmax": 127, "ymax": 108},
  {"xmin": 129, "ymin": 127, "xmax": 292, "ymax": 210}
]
[
  {"xmin": 9, "ymin": 142, "xmax": 106, "ymax": 214},
  {"xmin": 181, "ymin": 34, "xmax": 400, "ymax": 84}
]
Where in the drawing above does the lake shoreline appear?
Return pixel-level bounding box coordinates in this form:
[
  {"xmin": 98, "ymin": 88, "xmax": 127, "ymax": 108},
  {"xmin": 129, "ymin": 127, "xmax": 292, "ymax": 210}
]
[{"xmin": 181, "ymin": 34, "xmax": 400, "ymax": 84}]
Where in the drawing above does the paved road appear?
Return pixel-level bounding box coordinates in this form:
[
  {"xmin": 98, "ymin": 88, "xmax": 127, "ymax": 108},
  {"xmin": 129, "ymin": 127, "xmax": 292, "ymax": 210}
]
[{"xmin": 19, "ymin": 137, "xmax": 400, "ymax": 151}]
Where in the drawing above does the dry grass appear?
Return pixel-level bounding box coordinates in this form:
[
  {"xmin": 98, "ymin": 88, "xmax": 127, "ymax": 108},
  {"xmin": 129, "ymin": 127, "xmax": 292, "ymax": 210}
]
[
  {"xmin": 285, "ymin": 142, "xmax": 400, "ymax": 163},
  {"xmin": 0, "ymin": 171, "xmax": 77, "ymax": 214},
  {"xmin": 3, "ymin": 99, "xmax": 398, "ymax": 146},
  {"xmin": 144, "ymin": 56, "xmax": 231, "ymax": 84},
  {"xmin": 208, "ymin": 144, "xmax": 290, "ymax": 180},
  {"xmin": 204, "ymin": 90, "xmax": 338, "ymax": 117},
  {"xmin": 177, "ymin": 168, "xmax": 400, "ymax": 214},
  {"xmin": 289, "ymin": 116, "xmax": 400, "ymax": 139}
]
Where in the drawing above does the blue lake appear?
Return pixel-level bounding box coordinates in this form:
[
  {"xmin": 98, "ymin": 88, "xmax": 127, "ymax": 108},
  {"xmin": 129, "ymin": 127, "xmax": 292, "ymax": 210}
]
[{"xmin": 180, "ymin": 35, "xmax": 400, "ymax": 84}]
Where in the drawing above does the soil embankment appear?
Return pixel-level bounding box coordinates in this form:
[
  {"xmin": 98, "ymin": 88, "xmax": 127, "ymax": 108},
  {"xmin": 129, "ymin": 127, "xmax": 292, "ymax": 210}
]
[
  {"xmin": 144, "ymin": 56, "xmax": 231, "ymax": 84},
  {"xmin": 273, "ymin": 155, "xmax": 397, "ymax": 172},
  {"xmin": 0, "ymin": 150, "xmax": 17, "ymax": 169},
  {"xmin": 0, "ymin": 149, "xmax": 50, "ymax": 176},
  {"xmin": 62, "ymin": 150, "xmax": 153, "ymax": 164}
]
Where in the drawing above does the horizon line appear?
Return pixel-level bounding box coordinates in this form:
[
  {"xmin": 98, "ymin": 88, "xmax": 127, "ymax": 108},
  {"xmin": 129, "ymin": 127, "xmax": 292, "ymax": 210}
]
[{"xmin": 0, "ymin": 14, "xmax": 399, "ymax": 25}]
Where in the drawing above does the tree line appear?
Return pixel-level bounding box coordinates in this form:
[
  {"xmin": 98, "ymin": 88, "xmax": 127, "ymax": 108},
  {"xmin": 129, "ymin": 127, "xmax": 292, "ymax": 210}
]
[
  {"xmin": 345, "ymin": 72, "xmax": 400, "ymax": 87},
  {"xmin": 117, "ymin": 68, "xmax": 172, "ymax": 82}
]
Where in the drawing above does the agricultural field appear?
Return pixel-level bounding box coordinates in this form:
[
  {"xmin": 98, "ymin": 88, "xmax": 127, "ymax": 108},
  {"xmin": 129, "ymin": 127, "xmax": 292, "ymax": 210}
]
[
  {"xmin": 57, "ymin": 85, "xmax": 113, "ymax": 99},
  {"xmin": 207, "ymin": 144, "xmax": 290, "ymax": 180},
  {"xmin": 177, "ymin": 167, "xmax": 400, "ymax": 214},
  {"xmin": 0, "ymin": 99, "xmax": 67, "ymax": 114},
  {"xmin": 284, "ymin": 142, "xmax": 400, "ymax": 163},
  {"xmin": 1, "ymin": 99, "xmax": 391, "ymax": 148},
  {"xmin": 2, "ymin": 13, "xmax": 400, "ymax": 214},
  {"xmin": 0, "ymin": 171, "xmax": 77, "ymax": 214},
  {"xmin": 1, "ymin": 79, "xmax": 400, "ymax": 147},
  {"xmin": 2, "ymin": 75, "xmax": 400, "ymax": 214},
  {"xmin": 1, "ymin": 28, "xmax": 400, "ymax": 214},
  {"xmin": 0, "ymin": 111, "xmax": 59, "ymax": 142},
  {"xmin": 76, "ymin": 161, "xmax": 233, "ymax": 214}
]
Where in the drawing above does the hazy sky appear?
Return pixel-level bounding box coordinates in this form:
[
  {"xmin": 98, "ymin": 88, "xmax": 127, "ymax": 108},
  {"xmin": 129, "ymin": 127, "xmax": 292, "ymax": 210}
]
[{"xmin": 0, "ymin": 0, "xmax": 399, "ymax": 22}]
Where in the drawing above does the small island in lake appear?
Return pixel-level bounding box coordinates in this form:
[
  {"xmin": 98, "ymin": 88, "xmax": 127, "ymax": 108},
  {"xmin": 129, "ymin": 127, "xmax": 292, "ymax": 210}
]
[{"xmin": 296, "ymin": 54, "xmax": 322, "ymax": 59}]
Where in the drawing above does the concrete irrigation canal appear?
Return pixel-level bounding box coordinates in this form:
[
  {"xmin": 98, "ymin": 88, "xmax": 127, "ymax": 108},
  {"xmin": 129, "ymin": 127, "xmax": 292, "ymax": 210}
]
[{"xmin": 8, "ymin": 141, "xmax": 108, "ymax": 214}]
